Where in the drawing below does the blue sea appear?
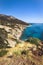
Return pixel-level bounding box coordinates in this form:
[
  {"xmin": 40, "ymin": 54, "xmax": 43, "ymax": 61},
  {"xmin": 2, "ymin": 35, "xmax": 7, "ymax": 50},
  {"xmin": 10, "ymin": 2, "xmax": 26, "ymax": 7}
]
[{"xmin": 20, "ymin": 23, "xmax": 43, "ymax": 41}]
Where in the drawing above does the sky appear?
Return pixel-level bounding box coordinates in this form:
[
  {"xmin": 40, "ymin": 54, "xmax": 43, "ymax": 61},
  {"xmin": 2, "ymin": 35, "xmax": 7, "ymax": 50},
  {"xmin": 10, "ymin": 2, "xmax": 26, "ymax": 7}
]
[{"xmin": 0, "ymin": 0, "xmax": 43, "ymax": 23}]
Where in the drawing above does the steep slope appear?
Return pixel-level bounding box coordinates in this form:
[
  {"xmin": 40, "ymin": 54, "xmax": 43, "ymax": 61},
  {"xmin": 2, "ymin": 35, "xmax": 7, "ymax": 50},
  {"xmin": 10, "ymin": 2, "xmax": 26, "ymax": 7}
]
[
  {"xmin": 0, "ymin": 14, "xmax": 29, "ymax": 47},
  {"xmin": 0, "ymin": 42, "xmax": 43, "ymax": 65},
  {"xmin": 0, "ymin": 15, "xmax": 43, "ymax": 65}
]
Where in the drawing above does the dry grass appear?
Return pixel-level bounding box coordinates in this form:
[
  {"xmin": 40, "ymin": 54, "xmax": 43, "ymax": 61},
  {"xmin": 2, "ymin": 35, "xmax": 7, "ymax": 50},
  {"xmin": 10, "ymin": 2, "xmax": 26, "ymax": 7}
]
[{"xmin": 0, "ymin": 42, "xmax": 43, "ymax": 65}]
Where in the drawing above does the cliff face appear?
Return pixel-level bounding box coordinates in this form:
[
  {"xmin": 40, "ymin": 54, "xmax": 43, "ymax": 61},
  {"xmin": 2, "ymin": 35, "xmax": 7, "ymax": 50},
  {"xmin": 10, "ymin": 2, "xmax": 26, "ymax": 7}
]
[{"xmin": 0, "ymin": 14, "xmax": 29, "ymax": 47}]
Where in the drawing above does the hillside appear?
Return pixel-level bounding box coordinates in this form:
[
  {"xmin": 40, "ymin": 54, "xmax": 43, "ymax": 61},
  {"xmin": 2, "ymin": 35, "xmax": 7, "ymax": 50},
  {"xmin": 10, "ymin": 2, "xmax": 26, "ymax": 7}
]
[
  {"xmin": 0, "ymin": 14, "xmax": 43, "ymax": 65},
  {"xmin": 0, "ymin": 14, "xmax": 29, "ymax": 47}
]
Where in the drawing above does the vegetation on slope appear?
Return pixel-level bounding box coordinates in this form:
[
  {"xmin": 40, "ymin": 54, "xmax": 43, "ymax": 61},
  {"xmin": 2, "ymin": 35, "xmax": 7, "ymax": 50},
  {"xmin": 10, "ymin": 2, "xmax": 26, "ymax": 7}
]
[
  {"xmin": 0, "ymin": 41, "xmax": 43, "ymax": 65},
  {"xmin": 0, "ymin": 14, "xmax": 43, "ymax": 65}
]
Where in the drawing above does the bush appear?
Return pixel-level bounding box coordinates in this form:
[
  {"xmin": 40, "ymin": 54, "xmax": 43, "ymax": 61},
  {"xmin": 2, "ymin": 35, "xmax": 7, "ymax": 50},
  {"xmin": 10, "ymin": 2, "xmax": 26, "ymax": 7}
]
[
  {"xmin": 0, "ymin": 49, "xmax": 8, "ymax": 57},
  {"xmin": 26, "ymin": 37, "xmax": 41, "ymax": 46},
  {"xmin": 0, "ymin": 37, "xmax": 9, "ymax": 48},
  {"xmin": 14, "ymin": 50, "xmax": 21, "ymax": 55}
]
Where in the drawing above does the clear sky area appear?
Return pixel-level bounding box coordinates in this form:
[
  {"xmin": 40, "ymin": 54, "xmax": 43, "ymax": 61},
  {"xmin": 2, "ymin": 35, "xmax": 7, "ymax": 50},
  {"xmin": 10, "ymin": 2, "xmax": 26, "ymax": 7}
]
[{"xmin": 0, "ymin": 0, "xmax": 43, "ymax": 23}]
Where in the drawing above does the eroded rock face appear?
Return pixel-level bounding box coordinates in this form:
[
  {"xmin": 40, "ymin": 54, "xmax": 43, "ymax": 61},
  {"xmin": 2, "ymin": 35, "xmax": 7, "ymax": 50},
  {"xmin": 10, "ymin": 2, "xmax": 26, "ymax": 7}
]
[{"xmin": 0, "ymin": 14, "xmax": 29, "ymax": 48}]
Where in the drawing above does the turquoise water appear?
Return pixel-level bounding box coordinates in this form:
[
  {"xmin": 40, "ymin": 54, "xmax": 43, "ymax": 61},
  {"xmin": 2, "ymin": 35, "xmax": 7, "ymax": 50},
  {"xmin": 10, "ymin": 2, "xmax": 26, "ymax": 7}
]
[{"xmin": 20, "ymin": 23, "xmax": 43, "ymax": 41}]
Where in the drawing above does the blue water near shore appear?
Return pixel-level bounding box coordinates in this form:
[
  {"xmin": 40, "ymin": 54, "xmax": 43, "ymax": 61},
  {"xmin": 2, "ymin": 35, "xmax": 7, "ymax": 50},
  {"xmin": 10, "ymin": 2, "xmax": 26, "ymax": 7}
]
[{"xmin": 20, "ymin": 23, "xmax": 43, "ymax": 41}]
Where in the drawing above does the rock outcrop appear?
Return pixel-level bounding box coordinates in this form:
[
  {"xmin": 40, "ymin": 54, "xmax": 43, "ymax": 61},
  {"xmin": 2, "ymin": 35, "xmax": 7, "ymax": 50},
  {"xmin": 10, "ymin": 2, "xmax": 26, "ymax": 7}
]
[{"xmin": 0, "ymin": 14, "xmax": 29, "ymax": 47}]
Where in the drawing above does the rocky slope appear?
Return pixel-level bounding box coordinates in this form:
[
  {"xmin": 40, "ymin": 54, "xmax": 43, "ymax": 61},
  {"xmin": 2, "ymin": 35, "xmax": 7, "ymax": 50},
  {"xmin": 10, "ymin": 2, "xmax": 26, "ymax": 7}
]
[
  {"xmin": 0, "ymin": 42, "xmax": 43, "ymax": 65},
  {"xmin": 0, "ymin": 14, "xmax": 29, "ymax": 47},
  {"xmin": 0, "ymin": 15, "xmax": 43, "ymax": 65}
]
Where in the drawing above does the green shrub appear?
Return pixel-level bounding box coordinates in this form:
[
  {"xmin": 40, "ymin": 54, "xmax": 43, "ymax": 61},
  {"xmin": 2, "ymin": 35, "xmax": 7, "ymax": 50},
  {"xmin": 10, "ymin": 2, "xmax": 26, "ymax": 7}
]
[
  {"xmin": 0, "ymin": 49, "xmax": 8, "ymax": 57},
  {"xmin": 14, "ymin": 50, "xmax": 21, "ymax": 55},
  {"xmin": 26, "ymin": 37, "xmax": 41, "ymax": 46}
]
